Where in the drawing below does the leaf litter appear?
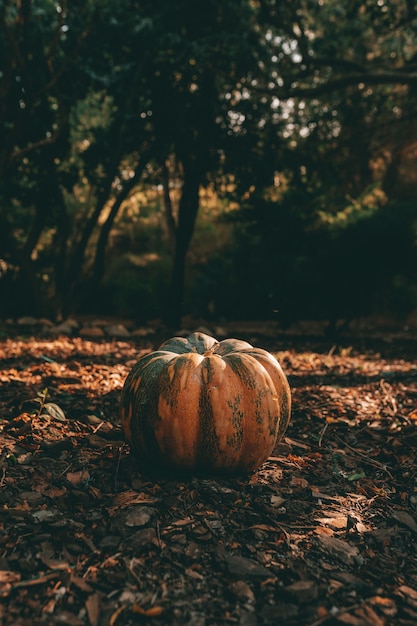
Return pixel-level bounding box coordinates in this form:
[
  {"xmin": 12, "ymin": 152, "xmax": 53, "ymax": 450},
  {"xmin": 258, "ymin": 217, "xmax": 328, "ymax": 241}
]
[{"xmin": 1, "ymin": 327, "xmax": 417, "ymax": 625}]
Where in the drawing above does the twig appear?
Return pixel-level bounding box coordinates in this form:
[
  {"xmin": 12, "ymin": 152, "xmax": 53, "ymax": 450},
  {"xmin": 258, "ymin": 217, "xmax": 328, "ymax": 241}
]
[
  {"xmin": 318, "ymin": 421, "xmax": 329, "ymax": 447},
  {"xmin": 0, "ymin": 464, "xmax": 6, "ymax": 486},
  {"xmin": 35, "ymin": 388, "xmax": 49, "ymax": 418},
  {"xmin": 335, "ymin": 435, "xmax": 394, "ymax": 479},
  {"xmin": 56, "ymin": 462, "xmax": 72, "ymax": 478},
  {"xmin": 156, "ymin": 520, "xmax": 162, "ymax": 550},
  {"xmin": 114, "ymin": 445, "xmax": 123, "ymax": 490},
  {"xmin": 92, "ymin": 421, "xmax": 104, "ymax": 434},
  {"xmin": 308, "ymin": 601, "xmax": 366, "ymax": 626}
]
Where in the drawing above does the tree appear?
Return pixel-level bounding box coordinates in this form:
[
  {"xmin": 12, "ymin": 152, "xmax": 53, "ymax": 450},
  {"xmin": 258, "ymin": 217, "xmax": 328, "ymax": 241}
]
[
  {"xmin": 0, "ymin": 0, "xmax": 96, "ymax": 315},
  {"xmin": 1, "ymin": 0, "xmax": 416, "ymax": 324}
]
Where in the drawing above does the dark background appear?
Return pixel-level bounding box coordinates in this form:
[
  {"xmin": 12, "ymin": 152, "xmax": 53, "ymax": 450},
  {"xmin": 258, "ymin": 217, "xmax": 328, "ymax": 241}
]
[{"xmin": 1, "ymin": 0, "xmax": 417, "ymax": 330}]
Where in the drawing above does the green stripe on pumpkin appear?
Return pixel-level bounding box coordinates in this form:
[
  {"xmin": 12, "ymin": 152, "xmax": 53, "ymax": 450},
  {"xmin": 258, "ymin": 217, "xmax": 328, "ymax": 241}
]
[
  {"xmin": 159, "ymin": 332, "xmax": 218, "ymax": 356},
  {"xmin": 195, "ymin": 358, "xmax": 221, "ymax": 469},
  {"xmin": 222, "ymin": 354, "xmax": 258, "ymax": 390},
  {"xmin": 225, "ymin": 395, "xmax": 244, "ymax": 451}
]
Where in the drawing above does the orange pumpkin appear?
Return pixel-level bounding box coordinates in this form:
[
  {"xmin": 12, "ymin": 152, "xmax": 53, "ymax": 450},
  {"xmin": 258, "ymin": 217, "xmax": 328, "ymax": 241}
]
[{"xmin": 120, "ymin": 332, "xmax": 291, "ymax": 474}]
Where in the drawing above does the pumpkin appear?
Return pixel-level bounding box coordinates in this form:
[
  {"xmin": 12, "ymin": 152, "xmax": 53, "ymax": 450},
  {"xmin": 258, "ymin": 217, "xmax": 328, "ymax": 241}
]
[{"xmin": 120, "ymin": 332, "xmax": 291, "ymax": 474}]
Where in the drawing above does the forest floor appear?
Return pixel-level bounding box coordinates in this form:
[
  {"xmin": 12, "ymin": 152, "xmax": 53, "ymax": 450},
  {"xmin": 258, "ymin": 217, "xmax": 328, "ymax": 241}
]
[{"xmin": 1, "ymin": 321, "xmax": 417, "ymax": 626}]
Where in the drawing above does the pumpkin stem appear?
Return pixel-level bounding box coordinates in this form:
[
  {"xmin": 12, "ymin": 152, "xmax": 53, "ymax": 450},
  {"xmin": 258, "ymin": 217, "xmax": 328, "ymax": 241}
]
[{"xmin": 203, "ymin": 343, "xmax": 219, "ymax": 357}]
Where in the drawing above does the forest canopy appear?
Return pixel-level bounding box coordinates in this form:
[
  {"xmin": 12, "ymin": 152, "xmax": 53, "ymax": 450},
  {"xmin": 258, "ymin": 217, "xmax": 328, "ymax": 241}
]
[{"xmin": 1, "ymin": 0, "xmax": 417, "ymax": 327}]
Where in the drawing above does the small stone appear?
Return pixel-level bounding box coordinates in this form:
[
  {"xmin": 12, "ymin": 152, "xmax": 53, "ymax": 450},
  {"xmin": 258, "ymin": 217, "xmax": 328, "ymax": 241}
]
[
  {"xmin": 317, "ymin": 536, "xmax": 360, "ymax": 565},
  {"xmin": 128, "ymin": 527, "xmax": 156, "ymax": 550},
  {"xmin": 392, "ymin": 510, "xmax": 417, "ymax": 533},
  {"xmin": 17, "ymin": 316, "xmax": 39, "ymax": 326},
  {"xmin": 52, "ymin": 610, "xmax": 84, "ymax": 626},
  {"xmin": 104, "ymin": 324, "xmax": 131, "ymax": 338},
  {"xmin": 184, "ymin": 542, "xmax": 201, "ymax": 558},
  {"xmin": 49, "ymin": 320, "xmax": 79, "ymax": 336},
  {"xmin": 17, "ymin": 491, "xmax": 44, "ymax": 504},
  {"xmin": 195, "ymin": 325, "xmax": 214, "ymax": 336},
  {"xmin": 230, "ymin": 580, "xmax": 255, "ymax": 602},
  {"xmin": 32, "ymin": 509, "xmax": 61, "ymax": 523},
  {"xmin": 239, "ymin": 611, "xmax": 258, "ymax": 626},
  {"xmin": 217, "ymin": 549, "xmax": 270, "ymax": 579},
  {"xmin": 79, "ymin": 327, "xmax": 105, "ymax": 338},
  {"xmin": 131, "ymin": 327, "xmax": 155, "ymax": 337},
  {"xmin": 285, "ymin": 580, "xmax": 318, "ymax": 603},
  {"xmin": 261, "ymin": 604, "xmax": 298, "ymax": 621},
  {"xmin": 110, "ymin": 506, "xmax": 156, "ymax": 533},
  {"xmin": 39, "ymin": 317, "xmax": 54, "ymax": 327},
  {"xmin": 99, "ymin": 535, "xmax": 121, "ymax": 549}
]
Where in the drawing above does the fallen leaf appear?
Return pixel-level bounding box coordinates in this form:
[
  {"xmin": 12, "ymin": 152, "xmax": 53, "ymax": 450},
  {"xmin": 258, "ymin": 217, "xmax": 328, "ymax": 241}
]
[
  {"xmin": 86, "ymin": 592, "xmax": 101, "ymax": 626},
  {"xmin": 41, "ymin": 402, "xmax": 66, "ymax": 421},
  {"xmin": 285, "ymin": 580, "xmax": 318, "ymax": 603},
  {"xmin": 270, "ymin": 495, "xmax": 286, "ymax": 507},
  {"xmin": 185, "ymin": 567, "xmax": 204, "ymax": 580},
  {"xmin": 39, "ymin": 556, "xmax": 70, "ymax": 570},
  {"xmin": 52, "ymin": 610, "xmax": 84, "ymax": 626},
  {"xmin": 132, "ymin": 605, "xmax": 165, "ymax": 617},
  {"xmin": 391, "ymin": 510, "xmax": 417, "ymax": 533},
  {"xmin": 124, "ymin": 506, "xmax": 155, "ymax": 528},
  {"xmin": 217, "ymin": 548, "xmax": 270, "ymax": 579},
  {"xmin": 229, "ymin": 580, "xmax": 255, "ymax": 602},
  {"xmin": 66, "ymin": 470, "xmax": 90, "ymax": 486},
  {"xmin": 0, "ymin": 571, "xmax": 21, "ymax": 597},
  {"xmin": 348, "ymin": 472, "xmax": 366, "ymax": 481},
  {"xmin": 109, "ymin": 605, "xmax": 126, "ymax": 626},
  {"xmin": 315, "ymin": 515, "xmax": 348, "ymax": 529},
  {"xmin": 290, "ymin": 476, "xmax": 309, "ymax": 488},
  {"xmin": 114, "ymin": 490, "xmax": 158, "ymax": 507},
  {"xmin": 397, "ymin": 585, "xmax": 417, "ymax": 601},
  {"xmin": 314, "ymin": 526, "xmax": 334, "ymax": 536},
  {"xmin": 12, "ymin": 571, "xmax": 61, "ymax": 588},
  {"xmin": 317, "ymin": 536, "xmax": 360, "ymax": 565}
]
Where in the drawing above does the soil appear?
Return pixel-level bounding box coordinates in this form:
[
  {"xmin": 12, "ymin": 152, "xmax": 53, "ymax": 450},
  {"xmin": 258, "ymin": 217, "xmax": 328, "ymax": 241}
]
[{"xmin": 1, "ymin": 322, "xmax": 417, "ymax": 625}]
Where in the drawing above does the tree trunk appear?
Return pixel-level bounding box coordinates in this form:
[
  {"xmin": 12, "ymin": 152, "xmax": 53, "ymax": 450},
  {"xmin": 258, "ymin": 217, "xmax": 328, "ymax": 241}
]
[
  {"xmin": 61, "ymin": 167, "xmax": 119, "ymax": 315},
  {"xmin": 53, "ymin": 199, "xmax": 71, "ymax": 321},
  {"xmin": 2, "ymin": 209, "xmax": 46, "ymax": 317},
  {"xmin": 91, "ymin": 183, "xmax": 133, "ymax": 285},
  {"xmin": 92, "ymin": 153, "xmax": 151, "ymax": 284},
  {"xmin": 162, "ymin": 159, "xmax": 176, "ymax": 252},
  {"xmin": 164, "ymin": 157, "xmax": 201, "ymax": 328}
]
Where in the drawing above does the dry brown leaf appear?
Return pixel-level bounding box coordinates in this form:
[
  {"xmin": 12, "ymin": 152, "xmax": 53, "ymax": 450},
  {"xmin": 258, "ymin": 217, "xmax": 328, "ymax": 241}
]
[
  {"xmin": 39, "ymin": 556, "xmax": 70, "ymax": 570},
  {"xmin": 290, "ymin": 476, "xmax": 309, "ymax": 488},
  {"xmin": 0, "ymin": 571, "xmax": 21, "ymax": 598},
  {"xmin": 315, "ymin": 515, "xmax": 348, "ymax": 529},
  {"xmin": 66, "ymin": 470, "xmax": 90, "ymax": 486},
  {"xmin": 113, "ymin": 490, "xmax": 158, "ymax": 507},
  {"xmin": 391, "ymin": 510, "xmax": 417, "ymax": 533},
  {"xmin": 109, "ymin": 605, "xmax": 126, "ymax": 626},
  {"xmin": 85, "ymin": 592, "xmax": 101, "ymax": 626},
  {"xmin": 132, "ymin": 605, "xmax": 165, "ymax": 617}
]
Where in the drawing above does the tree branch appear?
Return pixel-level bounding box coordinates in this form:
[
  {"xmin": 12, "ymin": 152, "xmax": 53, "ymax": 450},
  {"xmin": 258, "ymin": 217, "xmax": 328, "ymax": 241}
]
[
  {"xmin": 262, "ymin": 70, "xmax": 417, "ymax": 100},
  {"xmin": 10, "ymin": 128, "xmax": 63, "ymax": 161},
  {"xmin": 307, "ymin": 57, "xmax": 369, "ymax": 73},
  {"xmin": 35, "ymin": 16, "xmax": 93, "ymax": 100}
]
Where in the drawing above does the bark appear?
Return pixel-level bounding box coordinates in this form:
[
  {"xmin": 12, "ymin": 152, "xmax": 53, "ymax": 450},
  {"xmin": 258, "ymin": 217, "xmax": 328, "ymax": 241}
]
[
  {"xmin": 92, "ymin": 170, "xmax": 142, "ymax": 284},
  {"xmin": 1, "ymin": 207, "xmax": 46, "ymax": 317},
  {"xmin": 53, "ymin": 199, "xmax": 71, "ymax": 321},
  {"xmin": 264, "ymin": 70, "xmax": 417, "ymax": 100},
  {"xmin": 162, "ymin": 159, "xmax": 177, "ymax": 252},
  {"xmin": 62, "ymin": 166, "xmax": 119, "ymax": 314},
  {"xmin": 164, "ymin": 157, "xmax": 201, "ymax": 328}
]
